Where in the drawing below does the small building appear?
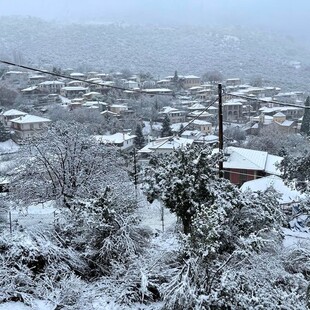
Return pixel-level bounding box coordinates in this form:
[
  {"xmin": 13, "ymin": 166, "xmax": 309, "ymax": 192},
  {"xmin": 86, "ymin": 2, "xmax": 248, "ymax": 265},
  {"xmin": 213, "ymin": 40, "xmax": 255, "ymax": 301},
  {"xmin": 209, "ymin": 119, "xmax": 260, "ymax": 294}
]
[
  {"xmin": 222, "ymin": 146, "xmax": 282, "ymax": 186},
  {"xmin": 10, "ymin": 114, "xmax": 51, "ymax": 139},
  {"xmin": 182, "ymin": 75, "xmax": 201, "ymax": 89},
  {"xmin": 1, "ymin": 109, "xmax": 27, "ymax": 127},
  {"xmin": 38, "ymin": 81, "xmax": 65, "ymax": 93},
  {"xmin": 191, "ymin": 119, "xmax": 212, "ymax": 134},
  {"xmin": 138, "ymin": 136, "xmax": 193, "ymax": 157},
  {"xmin": 95, "ymin": 133, "xmax": 136, "ymax": 151},
  {"xmin": 223, "ymin": 100, "xmax": 243, "ymax": 121},
  {"xmin": 159, "ymin": 107, "xmax": 186, "ymax": 124},
  {"xmin": 60, "ymin": 86, "xmax": 89, "ymax": 98}
]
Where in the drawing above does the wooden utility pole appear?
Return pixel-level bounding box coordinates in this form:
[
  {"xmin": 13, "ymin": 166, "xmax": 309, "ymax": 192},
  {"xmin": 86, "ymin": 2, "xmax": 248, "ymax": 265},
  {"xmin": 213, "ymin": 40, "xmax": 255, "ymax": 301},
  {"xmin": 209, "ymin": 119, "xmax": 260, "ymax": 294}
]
[
  {"xmin": 218, "ymin": 84, "xmax": 223, "ymax": 176},
  {"xmin": 133, "ymin": 147, "xmax": 138, "ymax": 199}
]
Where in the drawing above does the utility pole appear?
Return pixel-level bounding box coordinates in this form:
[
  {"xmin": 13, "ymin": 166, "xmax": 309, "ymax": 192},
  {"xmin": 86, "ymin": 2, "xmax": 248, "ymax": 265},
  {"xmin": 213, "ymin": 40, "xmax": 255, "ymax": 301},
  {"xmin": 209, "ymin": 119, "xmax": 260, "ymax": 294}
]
[
  {"xmin": 133, "ymin": 147, "xmax": 138, "ymax": 199},
  {"xmin": 218, "ymin": 84, "xmax": 223, "ymax": 176}
]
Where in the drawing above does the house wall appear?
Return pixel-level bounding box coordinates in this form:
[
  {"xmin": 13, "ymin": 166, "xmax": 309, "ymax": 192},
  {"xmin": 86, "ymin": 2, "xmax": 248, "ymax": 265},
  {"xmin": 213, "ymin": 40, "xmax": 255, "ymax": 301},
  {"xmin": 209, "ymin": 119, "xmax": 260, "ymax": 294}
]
[{"xmin": 224, "ymin": 169, "xmax": 257, "ymax": 186}]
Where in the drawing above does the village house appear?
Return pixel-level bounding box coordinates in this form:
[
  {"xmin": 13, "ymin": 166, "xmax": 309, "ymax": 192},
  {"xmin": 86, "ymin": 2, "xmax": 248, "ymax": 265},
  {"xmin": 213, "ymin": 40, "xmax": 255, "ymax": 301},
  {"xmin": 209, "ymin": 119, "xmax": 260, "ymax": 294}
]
[
  {"xmin": 182, "ymin": 75, "xmax": 201, "ymax": 89},
  {"xmin": 94, "ymin": 132, "xmax": 136, "ymax": 151},
  {"xmin": 223, "ymin": 100, "xmax": 243, "ymax": 121},
  {"xmin": 38, "ymin": 80, "xmax": 65, "ymax": 93},
  {"xmin": 10, "ymin": 114, "xmax": 51, "ymax": 139},
  {"xmin": 222, "ymin": 146, "xmax": 282, "ymax": 187},
  {"xmin": 2, "ymin": 70, "xmax": 29, "ymax": 87},
  {"xmin": 60, "ymin": 86, "xmax": 89, "ymax": 98},
  {"xmin": 138, "ymin": 136, "xmax": 193, "ymax": 157},
  {"xmin": 191, "ymin": 119, "xmax": 212, "ymax": 134},
  {"xmin": 1, "ymin": 109, "xmax": 27, "ymax": 127},
  {"xmin": 226, "ymin": 78, "xmax": 241, "ymax": 87},
  {"xmin": 159, "ymin": 106, "xmax": 186, "ymax": 124}
]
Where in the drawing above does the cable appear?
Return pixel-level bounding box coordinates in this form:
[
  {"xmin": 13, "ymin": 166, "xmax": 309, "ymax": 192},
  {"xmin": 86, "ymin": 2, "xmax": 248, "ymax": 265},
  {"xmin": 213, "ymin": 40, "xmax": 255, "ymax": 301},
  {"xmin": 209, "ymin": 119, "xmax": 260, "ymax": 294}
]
[
  {"xmin": 178, "ymin": 96, "xmax": 218, "ymax": 136},
  {"xmin": 0, "ymin": 60, "xmax": 175, "ymax": 97},
  {"xmin": 224, "ymin": 92, "xmax": 310, "ymax": 109}
]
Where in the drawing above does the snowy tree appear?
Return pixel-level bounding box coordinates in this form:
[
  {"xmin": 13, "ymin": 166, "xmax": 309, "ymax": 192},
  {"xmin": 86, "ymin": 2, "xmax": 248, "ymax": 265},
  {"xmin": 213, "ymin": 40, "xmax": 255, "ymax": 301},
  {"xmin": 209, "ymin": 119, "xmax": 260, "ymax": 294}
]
[
  {"xmin": 134, "ymin": 124, "xmax": 145, "ymax": 149},
  {"xmin": 9, "ymin": 121, "xmax": 130, "ymax": 209},
  {"xmin": 161, "ymin": 188, "xmax": 298, "ymax": 309},
  {"xmin": 143, "ymin": 145, "xmax": 227, "ymax": 234},
  {"xmin": 300, "ymin": 96, "xmax": 310, "ymax": 136},
  {"xmin": 161, "ymin": 114, "xmax": 173, "ymax": 138},
  {"xmin": 245, "ymin": 124, "xmax": 309, "ymax": 156},
  {"xmin": 0, "ymin": 122, "xmax": 10, "ymax": 142},
  {"xmin": 280, "ymin": 152, "xmax": 310, "ymax": 193}
]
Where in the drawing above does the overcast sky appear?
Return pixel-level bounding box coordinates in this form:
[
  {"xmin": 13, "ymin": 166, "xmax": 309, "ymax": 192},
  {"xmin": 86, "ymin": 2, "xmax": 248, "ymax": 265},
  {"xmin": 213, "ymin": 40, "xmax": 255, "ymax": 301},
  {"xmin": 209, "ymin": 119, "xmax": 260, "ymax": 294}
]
[{"xmin": 1, "ymin": 0, "xmax": 309, "ymax": 40}]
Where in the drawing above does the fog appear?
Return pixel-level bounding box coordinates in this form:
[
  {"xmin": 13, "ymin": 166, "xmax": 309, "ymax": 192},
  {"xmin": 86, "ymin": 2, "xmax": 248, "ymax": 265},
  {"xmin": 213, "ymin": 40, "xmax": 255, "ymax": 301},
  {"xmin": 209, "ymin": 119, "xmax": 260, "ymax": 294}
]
[{"xmin": 0, "ymin": 0, "xmax": 309, "ymax": 41}]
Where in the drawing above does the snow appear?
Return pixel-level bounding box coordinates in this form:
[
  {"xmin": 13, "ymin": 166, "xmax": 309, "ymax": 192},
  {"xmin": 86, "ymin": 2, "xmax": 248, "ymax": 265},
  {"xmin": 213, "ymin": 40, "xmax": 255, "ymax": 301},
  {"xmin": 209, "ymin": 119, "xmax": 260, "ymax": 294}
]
[
  {"xmin": 94, "ymin": 133, "xmax": 136, "ymax": 144},
  {"xmin": 138, "ymin": 136, "xmax": 193, "ymax": 154},
  {"xmin": 0, "ymin": 139, "xmax": 19, "ymax": 154},
  {"xmin": 0, "ymin": 302, "xmax": 31, "ymax": 310},
  {"xmin": 2, "ymin": 109, "xmax": 27, "ymax": 117},
  {"xmin": 8, "ymin": 202, "xmax": 57, "ymax": 233},
  {"xmin": 283, "ymin": 228, "xmax": 310, "ymax": 248},
  {"xmin": 240, "ymin": 175, "xmax": 303, "ymax": 205},
  {"xmin": 223, "ymin": 146, "xmax": 282, "ymax": 175},
  {"xmin": 0, "ymin": 300, "xmax": 53, "ymax": 310},
  {"xmin": 136, "ymin": 198, "xmax": 177, "ymax": 233},
  {"xmin": 10, "ymin": 115, "xmax": 51, "ymax": 124}
]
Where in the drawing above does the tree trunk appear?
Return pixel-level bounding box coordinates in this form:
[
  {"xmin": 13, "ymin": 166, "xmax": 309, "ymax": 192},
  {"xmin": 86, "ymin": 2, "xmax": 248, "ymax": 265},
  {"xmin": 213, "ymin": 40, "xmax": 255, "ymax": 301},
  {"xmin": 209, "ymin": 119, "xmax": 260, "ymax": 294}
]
[{"xmin": 182, "ymin": 216, "xmax": 192, "ymax": 235}]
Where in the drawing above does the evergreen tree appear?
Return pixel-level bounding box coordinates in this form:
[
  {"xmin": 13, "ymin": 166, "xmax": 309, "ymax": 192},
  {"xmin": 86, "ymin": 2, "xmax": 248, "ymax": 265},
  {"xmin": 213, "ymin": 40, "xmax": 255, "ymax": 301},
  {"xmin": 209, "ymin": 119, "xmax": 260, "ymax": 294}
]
[
  {"xmin": 134, "ymin": 124, "xmax": 145, "ymax": 149},
  {"xmin": 143, "ymin": 145, "xmax": 225, "ymax": 234},
  {"xmin": 161, "ymin": 114, "xmax": 173, "ymax": 137},
  {"xmin": 0, "ymin": 122, "xmax": 10, "ymax": 142},
  {"xmin": 300, "ymin": 96, "xmax": 310, "ymax": 136}
]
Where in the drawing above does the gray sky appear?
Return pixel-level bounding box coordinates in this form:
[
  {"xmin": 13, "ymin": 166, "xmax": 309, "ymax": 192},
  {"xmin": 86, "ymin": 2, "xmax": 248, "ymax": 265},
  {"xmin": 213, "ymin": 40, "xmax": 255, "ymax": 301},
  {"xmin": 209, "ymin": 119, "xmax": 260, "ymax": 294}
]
[{"xmin": 1, "ymin": 0, "xmax": 309, "ymax": 40}]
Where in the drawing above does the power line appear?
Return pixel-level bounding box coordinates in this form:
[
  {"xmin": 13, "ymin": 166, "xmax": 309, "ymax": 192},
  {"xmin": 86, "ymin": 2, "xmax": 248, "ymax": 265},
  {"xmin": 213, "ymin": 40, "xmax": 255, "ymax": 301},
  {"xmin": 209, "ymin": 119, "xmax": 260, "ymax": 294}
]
[
  {"xmin": 178, "ymin": 96, "xmax": 218, "ymax": 135},
  {"xmin": 225, "ymin": 92, "xmax": 310, "ymax": 109},
  {"xmin": 0, "ymin": 60, "xmax": 175, "ymax": 97}
]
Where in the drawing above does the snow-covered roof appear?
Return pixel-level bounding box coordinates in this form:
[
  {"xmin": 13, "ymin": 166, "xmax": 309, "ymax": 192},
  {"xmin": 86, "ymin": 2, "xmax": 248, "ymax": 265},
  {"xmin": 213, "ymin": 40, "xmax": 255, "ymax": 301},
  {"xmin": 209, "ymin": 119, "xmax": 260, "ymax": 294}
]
[
  {"xmin": 70, "ymin": 72, "xmax": 85, "ymax": 77},
  {"xmin": 184, "ymin": 75, "xmax": 200, "ymax": 79},
  {"xmin": 0, "ymin": 139, "xmax": 19, "ymax": 155},
  {"xmin": 10, "ymin": 114, "xmax": 51, "ymax": 124},
  {"xmin": 192, "ymin": 119, "xmax": 212, "ymax": 126},
  {"xmin": 2, "ymin": 109, "xmax": 27, "ymax": 117},
  {"xmin": 138, "ymin": 136, "xmax": 193, "ymax": 153},
  {"xmin": 240, "ymin": 175, "xmax": 303, "ymax": 205},
  {"xmin": 273, "ymin": 112, "xmax": 286, "ymax": 117},
  {"xmin": 61, "ymin": 87, "xmax": 88, "ymax": 91},
  {"xmin": 279, "ymin": 120, "xmax": 295, "ymax": 127},
  {"xmin": 39, "ymin": 81, "xmax": 64, "ymax": 85},
  {"xmin": 223, "ymin": 101, "xmax": 243, "ymax": 106},
  {"xmin": 223, "ymin": 146, "xmax": 282, "ymax": 174},
  {"xmin": 188, "ymin": 103, "xmax": 206, "ymax": 110},
  {"xmin": 94, "ymin": 133, "xmax": 136, "ymax": 144},
  {"xmin": 144, "ymin": 88, "xmax": 172, "ymax": 93},
  {"xmin": 21, "ymin": 86, "xmax": 39, "ymax": 92}
]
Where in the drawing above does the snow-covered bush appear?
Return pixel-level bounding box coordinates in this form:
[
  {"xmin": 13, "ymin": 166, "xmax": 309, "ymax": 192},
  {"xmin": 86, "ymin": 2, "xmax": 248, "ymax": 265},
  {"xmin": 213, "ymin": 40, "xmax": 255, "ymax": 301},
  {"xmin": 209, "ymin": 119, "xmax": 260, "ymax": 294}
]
[
  {"xmin": 0, "ymin": 230, "xmax": 87, "ymax": 306},
  {"xmin": 54, "ymin": 189, "xmax": 151, "ymax": 276}
]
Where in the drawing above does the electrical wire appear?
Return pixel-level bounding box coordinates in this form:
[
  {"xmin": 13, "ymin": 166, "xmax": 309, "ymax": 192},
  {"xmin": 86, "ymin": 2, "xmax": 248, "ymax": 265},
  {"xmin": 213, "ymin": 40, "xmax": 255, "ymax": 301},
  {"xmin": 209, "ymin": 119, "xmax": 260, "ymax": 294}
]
[
  {"xmin": 224, "ymin": 91, "xmax": 310, "ymax": 109},
  {"xmin": 0, "ymin": 60, "xmax": 175, "ymax": 97}
]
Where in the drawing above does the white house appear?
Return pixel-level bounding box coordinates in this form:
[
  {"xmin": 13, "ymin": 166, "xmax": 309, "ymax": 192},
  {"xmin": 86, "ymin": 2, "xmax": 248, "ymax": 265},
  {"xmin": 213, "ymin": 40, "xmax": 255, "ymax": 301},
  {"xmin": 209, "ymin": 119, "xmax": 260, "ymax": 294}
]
[
  {"xmin": 94, "ymin": 133, "xmax": 136, "ymax": 151},
  {"xmin": 10, "ymin": 114, "xmax": 51, "ymax": 139},
  {"xmin": 1, "ymin": 109, "xmax": 27, "ymax": 127},
  {"xmin": 138, "ymin": 136, "xmax": 193, "ymax": 156}
]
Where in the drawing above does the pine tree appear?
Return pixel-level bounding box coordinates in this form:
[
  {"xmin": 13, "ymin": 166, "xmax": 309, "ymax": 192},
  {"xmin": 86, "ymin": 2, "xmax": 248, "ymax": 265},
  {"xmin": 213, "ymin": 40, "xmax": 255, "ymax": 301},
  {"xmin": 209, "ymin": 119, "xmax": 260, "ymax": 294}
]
[
  {"xmin": 0, "ymin": 122, "xmax": 10, "ymax": 142},
  {"xmin": 300, "ymin": 96, "xmax": 310, "ymax": 136},
  {"xmin": 134, "ymin": 124, "xmax": 145, "ymax": 149},
  {"xmin": 161, "ymin": 114, "xmax": 173, "ymax": 137}
]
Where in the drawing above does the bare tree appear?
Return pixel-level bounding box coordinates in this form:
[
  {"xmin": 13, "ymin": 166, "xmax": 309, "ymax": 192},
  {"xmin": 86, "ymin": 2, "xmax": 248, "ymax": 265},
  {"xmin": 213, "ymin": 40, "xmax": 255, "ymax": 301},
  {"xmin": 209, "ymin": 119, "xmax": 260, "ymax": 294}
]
[{"xmin": 9, "ymin": 121, "xmax": 130, "ymax": 209}]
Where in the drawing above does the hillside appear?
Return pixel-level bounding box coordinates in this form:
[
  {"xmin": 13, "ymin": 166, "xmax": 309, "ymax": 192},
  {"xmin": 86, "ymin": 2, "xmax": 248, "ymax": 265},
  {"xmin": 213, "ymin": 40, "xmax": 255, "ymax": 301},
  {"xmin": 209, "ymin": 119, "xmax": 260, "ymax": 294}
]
[{"xmin": 1, "ymin": 16, "xmax": 310, "ymax": 91}]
